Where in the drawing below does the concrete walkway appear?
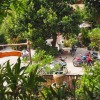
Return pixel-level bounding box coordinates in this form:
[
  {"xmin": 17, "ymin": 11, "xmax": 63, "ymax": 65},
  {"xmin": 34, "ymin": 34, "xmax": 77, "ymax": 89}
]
[
  {"xmin": 55, "ymin": 47, "xmax": 88, "ymax": 75},
  {"xmin": 0, "ymin": 47, "xmax": 89, "ymax": 75},
  {"xmin": 0, "ymin": 47, "xmax": 35, "ymax": 66}
]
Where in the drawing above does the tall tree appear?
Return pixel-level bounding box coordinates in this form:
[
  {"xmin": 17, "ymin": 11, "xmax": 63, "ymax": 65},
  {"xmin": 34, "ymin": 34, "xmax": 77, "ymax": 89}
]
[
  {"xmin": 0, "ymin": 0, "xmax": 14, "ymax": 23},
  {"xmin": 18, "ymin": 0, "xmax": 81, "ymax": 48},
  {"xmin": 0, "ymin": 0, "xmax": 81, "ymax": 49},
  {"xmin": 84, "ymin": 0, "xmax": 100, "ymax": 24},
  {"xmin": 0, "ymin": 0, "xmax": 28, "ymax": 43}
]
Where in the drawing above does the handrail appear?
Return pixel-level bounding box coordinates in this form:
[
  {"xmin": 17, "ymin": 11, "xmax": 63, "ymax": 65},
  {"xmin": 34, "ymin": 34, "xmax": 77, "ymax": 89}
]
[
  {"xmin": 0, "ymin": 43, "xmax": 27, "ymax": 47},
  {"xmin": 0, "ymin": 39, "xmax": 32, "ymax": 64}
]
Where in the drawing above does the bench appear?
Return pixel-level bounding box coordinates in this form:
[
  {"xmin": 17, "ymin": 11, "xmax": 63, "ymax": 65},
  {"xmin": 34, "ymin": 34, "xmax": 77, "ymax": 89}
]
[{"xmin": 0, "ymin": 51, "xmax": 22, "ymax": 58}]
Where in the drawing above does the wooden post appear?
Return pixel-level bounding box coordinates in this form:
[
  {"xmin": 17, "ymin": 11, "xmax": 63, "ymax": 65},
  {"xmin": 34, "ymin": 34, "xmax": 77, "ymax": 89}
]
[
  {"xmin": 27, "ymin": 39, "xmax": 32, "ymax": 64},
  {"xmin": 0, "ymin": 41, "xmax": 32, "ymax": 64}
]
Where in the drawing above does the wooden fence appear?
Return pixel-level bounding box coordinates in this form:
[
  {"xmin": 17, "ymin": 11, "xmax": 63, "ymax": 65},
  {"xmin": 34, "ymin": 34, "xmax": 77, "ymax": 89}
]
[
  {"xmin": 0, "ymin": 39, "xmax": 32, "ymax": 63},
  {"xmin": 43, "ymin": 74, "xmax": 82, "ymax": 88}
]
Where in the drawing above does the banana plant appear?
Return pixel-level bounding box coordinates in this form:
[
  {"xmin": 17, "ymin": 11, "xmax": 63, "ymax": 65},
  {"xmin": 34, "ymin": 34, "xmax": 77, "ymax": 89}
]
[
  {"xmin": 0, "ymin": 57, "xmax": 47, "ymax": 99},
  {"xmin": 4, "ymin": 57, "xmax": 27, "ymax": 99},
  {"xmin": 21, "ymin": 65, "xmax": 47, "ymax": 99},
  {"xmin": 0, "ymin": 63, "xmax": 7, "ymax": 100}
]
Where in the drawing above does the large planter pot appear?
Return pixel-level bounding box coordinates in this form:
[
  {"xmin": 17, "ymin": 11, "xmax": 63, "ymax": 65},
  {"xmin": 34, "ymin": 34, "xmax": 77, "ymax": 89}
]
[{"xmin": 53, "ymin": 71, "xmax": 65, "ymax": 85}]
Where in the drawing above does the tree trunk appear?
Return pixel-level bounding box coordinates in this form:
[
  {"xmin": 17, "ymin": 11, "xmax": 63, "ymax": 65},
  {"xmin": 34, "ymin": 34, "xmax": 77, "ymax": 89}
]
[
  {"xmin": 51, "ymin": 33, "xmax": 57, "ymax": 47},
  {"xmin": 95, "ymin": 15, "xmax": 100, "ymax": 24}
]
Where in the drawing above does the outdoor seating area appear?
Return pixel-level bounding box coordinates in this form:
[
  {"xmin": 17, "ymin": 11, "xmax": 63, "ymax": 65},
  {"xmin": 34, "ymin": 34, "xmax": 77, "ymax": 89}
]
[{"xmin": 0, "ymin": 0, "xmax": 100, "ymax": 99}]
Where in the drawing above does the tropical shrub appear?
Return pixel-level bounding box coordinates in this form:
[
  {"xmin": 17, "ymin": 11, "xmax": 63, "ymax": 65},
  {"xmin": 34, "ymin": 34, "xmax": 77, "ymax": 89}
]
[
  {"xmin": 43, "ymin": 46, "xmax": 59, "ymax": 56},
  {"xmin": 31, "ymin": 50, "xmax": 60, "ymax": 74},
  {"xmin": 0, "ymin": 33, "xmax": 7, "ymax": 49},
  {"xmin": 88, "ymin": 28, "xmax": 100, "ymax": 51},
  {"xmin": 63, "ymin": 37, "xmax": 78, "ymax": 47},
  {"xmin": 0, "ymin": 57, "xmax": 47, "ymax": 99},
  {"xmin": 76, "ymin": 62, "xmax": 100, "ymax": 100},
  {"xmin": 41, "ymin": 83, "xmax": 75, "ymax": 100}
]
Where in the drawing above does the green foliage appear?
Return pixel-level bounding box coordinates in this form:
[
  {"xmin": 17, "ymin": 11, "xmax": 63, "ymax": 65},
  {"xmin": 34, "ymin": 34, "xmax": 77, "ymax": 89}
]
[
  {"xmin": 76, "ymin": 62, "xmax": 100, "ymax": 100},
  {"xmin": 27, "ymin": 50, "xmax": 54, "ymax": 74},
  {"xmin": 0, "ymin": 0, "xmax": 12, "ymax": 23},
  {"xmin": 88, "ymin": 28, "xmax": 100, "ymax": 51},
  {"xmin": 0, "ymin": 0, "xmax": 28, "ymax": 44},
  {"xmin": 0, "ymin": 58, "xmax": 27, "ymax": 99},
  {"xmin": 26, "ymin": 50, "xmax": 60, "ymax": 74},
  {"xmin": 0, "ymin": 33, "xmax": 7, "ymax": 49},
  {"xmin": 63, "ymin": 36, "xmax": 78, "ymax": 47},
  {"xmin": 41, "ymin": 83, "xmax": 75, "ymax": 100},
  {"xmin": 41, "ymin": 45, "xmax": 59, "ymax": 56},
  {"xmin": 75, "ymin": 6, "xmax": 86, "ymax": 20},
  {"xmin": 32, "ymin": 50, "xmax": 53, "ymax": 64},
  {"xmin": 0, "ymin": 57, "xmax": 47, "ymax": 99},
  {"xmin": 84, "ymin": 0, "xmax": 100, "ymax": 15},
  {"xmin": 84, "ymin": 0, "xmax": 100, "ymax": 24},
  {"xmin": 0, "ymin": 0, "xmax": 82, "ymax": 50},
  {"xmin": 81, "ymin": 28, "xmax": 91, "ymax": 46}
]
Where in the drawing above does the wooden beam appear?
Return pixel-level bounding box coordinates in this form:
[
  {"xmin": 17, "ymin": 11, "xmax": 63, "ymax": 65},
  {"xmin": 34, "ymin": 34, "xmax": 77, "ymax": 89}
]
[
  {"xmin": 26, "ymin": 39, "xmax": 32, "ymax": 64},
  {"xmin": 0, "ymin": 43, "xmax": 27, "ymax": 47}
]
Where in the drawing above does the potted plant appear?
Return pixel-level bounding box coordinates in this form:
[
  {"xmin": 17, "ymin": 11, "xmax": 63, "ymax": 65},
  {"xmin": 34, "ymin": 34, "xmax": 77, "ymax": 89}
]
[{"xmin": 53, "ymin": 71, "xmax": 65, "ymax": 85}]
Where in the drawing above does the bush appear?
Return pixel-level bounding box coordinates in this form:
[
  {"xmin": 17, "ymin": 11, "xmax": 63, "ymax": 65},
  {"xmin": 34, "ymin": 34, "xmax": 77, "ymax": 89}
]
[
  {"xmin": 63, "ymin": 37, "xmax": 78, "ymax": 47},
  {"xmin": 76, "ymin": 62, "xmax": 100, "ymax": 100},
  {"xmin": 36, "ymin": 45, "xmax": 59, "ymax": 56},
  {"xmin": 0, "ymin": 33, "xmax": 7, "ymax": 50},
  {"xmin": 88, "ymin": 28, "xmax": 100, "ymax": 51},
  {"xmin": 0, "ymin": 57, "xmax": 47, "ymax": 99},
  {"xmin": 17, "ymin": 38, "xmax": 27, "ymax": 50}
]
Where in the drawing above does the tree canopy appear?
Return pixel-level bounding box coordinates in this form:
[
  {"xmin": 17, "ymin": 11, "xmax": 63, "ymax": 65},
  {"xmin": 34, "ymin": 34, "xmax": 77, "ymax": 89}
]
[
  {"xmin": 84, "ymin": 0, "xmax": 100, "ymax": 24},
  {"xmin": 0, "ymin": 0, "xmax": 82, "ymax": 49}
]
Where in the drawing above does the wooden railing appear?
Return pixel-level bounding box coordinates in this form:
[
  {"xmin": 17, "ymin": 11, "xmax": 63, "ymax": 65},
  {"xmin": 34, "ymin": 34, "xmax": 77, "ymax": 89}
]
[
  {"xmin": 43, "ymin": 74, "xmax": 82, "ymax": 88},
  {"xmin": 0, "ymin": 39, "xmax": 32, "ymax": 63}
]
